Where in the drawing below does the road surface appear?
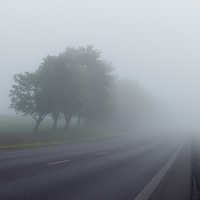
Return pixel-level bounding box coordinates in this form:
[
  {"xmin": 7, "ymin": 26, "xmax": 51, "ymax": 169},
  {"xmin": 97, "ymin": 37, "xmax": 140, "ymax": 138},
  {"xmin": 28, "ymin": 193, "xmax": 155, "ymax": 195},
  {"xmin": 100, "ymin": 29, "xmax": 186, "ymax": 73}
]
[{"xmin": 0, "ymin": 132, "xmax": 191, "ymax": 200}]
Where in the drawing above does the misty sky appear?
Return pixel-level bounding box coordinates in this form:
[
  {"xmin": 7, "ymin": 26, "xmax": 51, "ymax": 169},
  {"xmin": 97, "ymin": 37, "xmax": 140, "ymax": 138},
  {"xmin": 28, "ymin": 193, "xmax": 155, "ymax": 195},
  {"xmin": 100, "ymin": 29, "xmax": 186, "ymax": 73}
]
[{"xmin": 1, "ymin": 0, "xmax": 200, "ymax": 129}]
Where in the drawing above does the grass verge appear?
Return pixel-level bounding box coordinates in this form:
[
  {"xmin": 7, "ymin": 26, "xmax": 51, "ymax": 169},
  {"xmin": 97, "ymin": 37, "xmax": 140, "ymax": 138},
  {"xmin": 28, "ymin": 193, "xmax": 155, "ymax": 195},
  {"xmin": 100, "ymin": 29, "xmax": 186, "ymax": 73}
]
[{"xmin": 0, "ymin": 115, "xmax": 127, "ymax": 150}]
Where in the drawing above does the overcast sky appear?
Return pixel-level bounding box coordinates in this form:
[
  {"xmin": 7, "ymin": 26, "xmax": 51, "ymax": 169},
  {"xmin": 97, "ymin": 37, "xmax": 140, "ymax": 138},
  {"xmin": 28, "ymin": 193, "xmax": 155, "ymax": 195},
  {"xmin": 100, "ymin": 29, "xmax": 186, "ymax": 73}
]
[{"xmin": 1, "ymin": 0, "xmax": 200, "ymax": 129}]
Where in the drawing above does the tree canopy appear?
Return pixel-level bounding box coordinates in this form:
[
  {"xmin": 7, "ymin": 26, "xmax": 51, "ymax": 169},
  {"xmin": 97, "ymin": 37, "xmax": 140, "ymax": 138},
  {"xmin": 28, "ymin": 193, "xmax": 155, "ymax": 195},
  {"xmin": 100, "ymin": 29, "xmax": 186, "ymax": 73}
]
[
  {"xmin": 9, "ymin": 72, "xmax": 51, "ymax": 132},
  {"xmin": 9, "ymin": 46, "xmax": 116, "ymax": 133},
  {"xmin": 9, "ymin": 46, "xmax": 155, "ymax": 133}
]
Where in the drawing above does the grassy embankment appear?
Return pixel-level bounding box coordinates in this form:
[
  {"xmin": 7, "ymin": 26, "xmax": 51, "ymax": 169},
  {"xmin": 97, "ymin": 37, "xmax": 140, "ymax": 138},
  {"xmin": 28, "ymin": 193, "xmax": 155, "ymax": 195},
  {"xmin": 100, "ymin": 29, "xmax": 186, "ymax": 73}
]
[{"xmin": 0, "ymin": 115, "xmax": 126, "ymax": 150}]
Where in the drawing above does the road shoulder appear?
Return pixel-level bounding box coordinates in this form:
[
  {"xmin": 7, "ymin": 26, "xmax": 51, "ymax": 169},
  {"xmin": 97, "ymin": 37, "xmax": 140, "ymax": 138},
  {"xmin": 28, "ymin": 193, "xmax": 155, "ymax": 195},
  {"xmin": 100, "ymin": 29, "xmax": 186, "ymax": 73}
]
[{"xmin": 148, "ymin": 137, "xmax": 191, "ymax": 200}]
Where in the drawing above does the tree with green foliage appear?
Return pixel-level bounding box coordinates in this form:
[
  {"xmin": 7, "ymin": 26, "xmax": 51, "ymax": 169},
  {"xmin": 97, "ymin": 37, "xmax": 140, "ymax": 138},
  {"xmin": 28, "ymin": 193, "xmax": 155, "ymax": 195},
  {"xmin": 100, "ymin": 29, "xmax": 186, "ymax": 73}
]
[
  {"xmin": 37, "ymin": 46, "xmax": 116, "ymax": 132},
  {"xmin": 66, "ymin": 46, "xmax": 116, "ymax": 126},
  {"xmin": 59, "ymin": 48, "xmax": 90, "ymax": 131},
  {"xmin": 9, "ymin": 46, "xmax": 116, "ymax": 133},
  {"xmin": 37, "ymin": 51, "xmax": 90, "ymax": 132},
  {"xmin": 36, "ymin": 55, "xmax": 69, "ymax": 131},
  {"xmin": 9, "ymin": 72, "xmax": 51, "ymax": 133}
]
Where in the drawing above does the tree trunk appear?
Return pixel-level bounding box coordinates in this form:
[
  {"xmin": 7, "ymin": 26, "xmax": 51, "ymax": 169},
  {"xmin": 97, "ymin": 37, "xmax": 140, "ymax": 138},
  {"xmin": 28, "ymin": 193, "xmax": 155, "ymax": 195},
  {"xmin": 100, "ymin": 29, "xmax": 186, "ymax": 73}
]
[
  {"xmin": 33, "ymin": 114, "xmax": 46, "ymax": 133},
  {"xmin": 76, "ymin": 116, "xmax": 81, "ymax": 129},
  {"xmin": 33, "ymin": 118, "xmax": 42, "ymax": 133},
  {"xmin": 52, "ymin": 118, "xmax": 58, "ymax": 131},
  {"xmin": 51, "ymin": 111, "xmax": 60, "ymax": 131},
  {"xmin": 63, "ymin": 113, "xmax": 72, "ymax": 132},
  {"xmin": 51, "ymin": 112, "xmax": 60, "ymax": 131}
]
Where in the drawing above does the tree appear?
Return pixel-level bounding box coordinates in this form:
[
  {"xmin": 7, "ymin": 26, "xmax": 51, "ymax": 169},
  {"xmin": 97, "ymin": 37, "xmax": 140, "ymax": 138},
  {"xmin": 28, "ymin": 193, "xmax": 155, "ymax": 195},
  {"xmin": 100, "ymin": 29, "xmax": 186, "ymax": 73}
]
[
  {"xmin": 9, "ymin": 46, "xmax": 116, "ymax": 133},
  {"xmin": 113, "ymin": 79, "xmax": 154, "ymax": 132},
  {"xmin": 66, "ymin": 46, "xmax": 116, "ymax": 126},
  {"xmin": 37, "ymin": 51, "xmax": 90, "ymax": 132},
  {"xmin": 61, "ymin": 66, "xmax": 89, "ymax": 132},
  {"xmin": 42, "ymin": 46, "xmax": 116, "ymax": 131},
  {"xmin": 36, "ymin": 55, "xmax": 69, "ymax": 131},
  {"xmin": 9, "ymin": 72, "xmax": 51, "ymax": 133}
]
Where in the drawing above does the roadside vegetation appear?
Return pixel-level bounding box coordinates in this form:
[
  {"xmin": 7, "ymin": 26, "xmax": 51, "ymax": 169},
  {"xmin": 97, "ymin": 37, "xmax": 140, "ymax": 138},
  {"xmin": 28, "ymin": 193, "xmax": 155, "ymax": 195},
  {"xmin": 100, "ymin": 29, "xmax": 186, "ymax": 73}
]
[
  {"xmin": 0, "ymin": 115, "xmax": 125, "ymax": 149},
  {"xmin": 1, "ymin": 46, "xmax": 154, "ymax": 149}
]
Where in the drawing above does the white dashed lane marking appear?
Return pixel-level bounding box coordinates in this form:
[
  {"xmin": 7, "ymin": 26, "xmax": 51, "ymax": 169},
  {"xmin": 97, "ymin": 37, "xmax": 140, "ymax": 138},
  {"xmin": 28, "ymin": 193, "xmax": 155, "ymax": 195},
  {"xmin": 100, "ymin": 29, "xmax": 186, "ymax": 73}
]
[
  {"xmin": 47, "ymin": 160, "xmax": 70, "ymax": 165},
  {"xmin": 96, "ymin": 152, "xmax": 107, "ymax": 155}
]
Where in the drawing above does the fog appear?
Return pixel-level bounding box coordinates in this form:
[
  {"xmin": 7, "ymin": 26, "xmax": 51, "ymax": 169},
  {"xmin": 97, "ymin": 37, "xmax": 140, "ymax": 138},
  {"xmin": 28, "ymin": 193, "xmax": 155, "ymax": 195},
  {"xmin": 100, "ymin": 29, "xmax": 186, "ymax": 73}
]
[{"xmin": 1, "ymin": 0, "xmax": 200, "ymax": 131}]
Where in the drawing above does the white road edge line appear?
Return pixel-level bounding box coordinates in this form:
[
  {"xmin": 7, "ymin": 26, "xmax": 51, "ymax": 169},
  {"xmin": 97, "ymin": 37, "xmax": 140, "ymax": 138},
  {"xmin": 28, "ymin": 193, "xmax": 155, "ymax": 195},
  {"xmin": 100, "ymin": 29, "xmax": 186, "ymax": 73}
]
[
  {"xmin": 134, "ymin": 138, "xmax": 185, "ymax": 200},
  {"xmin": 96, "ymin": 152, "xmax": 107, "ymax": 155},
  {"xmin": 47, "ymin": 160, "xmax": 70, "ymax": 166}
]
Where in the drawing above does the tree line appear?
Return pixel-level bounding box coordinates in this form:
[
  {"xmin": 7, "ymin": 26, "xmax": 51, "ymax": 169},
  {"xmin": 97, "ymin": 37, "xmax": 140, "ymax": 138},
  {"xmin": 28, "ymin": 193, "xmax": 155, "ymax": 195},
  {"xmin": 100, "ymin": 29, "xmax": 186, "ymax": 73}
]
[{"xmin": 9, "ymin": 46, "xmax": 154, "ymax": 133}]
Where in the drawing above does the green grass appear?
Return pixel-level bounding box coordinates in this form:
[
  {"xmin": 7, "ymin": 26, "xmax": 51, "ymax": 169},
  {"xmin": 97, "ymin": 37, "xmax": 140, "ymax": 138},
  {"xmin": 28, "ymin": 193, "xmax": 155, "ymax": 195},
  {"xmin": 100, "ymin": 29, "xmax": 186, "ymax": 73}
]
[{"xmin": 0, "ymin": 114, "xmax": 126, "ymax": 149}]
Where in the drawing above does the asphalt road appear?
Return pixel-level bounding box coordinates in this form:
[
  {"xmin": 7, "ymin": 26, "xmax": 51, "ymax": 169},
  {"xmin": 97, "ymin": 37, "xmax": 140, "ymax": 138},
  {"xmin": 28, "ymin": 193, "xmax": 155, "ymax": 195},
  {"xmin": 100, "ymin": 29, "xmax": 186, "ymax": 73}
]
[{"xmin": 0, "ymin": 132, "xmax": 191, "ymax": 200}]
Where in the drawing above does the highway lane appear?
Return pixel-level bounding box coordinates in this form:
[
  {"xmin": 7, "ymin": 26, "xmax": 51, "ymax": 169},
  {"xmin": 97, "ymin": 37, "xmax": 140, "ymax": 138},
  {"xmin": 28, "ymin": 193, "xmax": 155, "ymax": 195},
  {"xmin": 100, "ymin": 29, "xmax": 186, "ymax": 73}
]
[{"xmin": 0, "ymin": 133, "xmax": 191, "ymax": 200}]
